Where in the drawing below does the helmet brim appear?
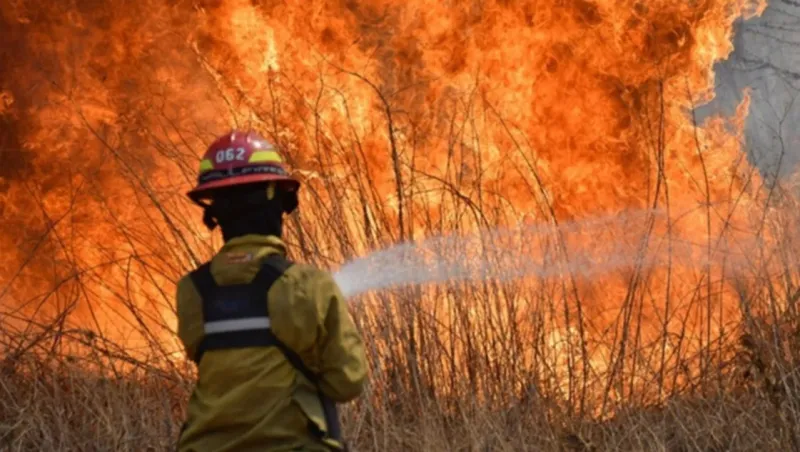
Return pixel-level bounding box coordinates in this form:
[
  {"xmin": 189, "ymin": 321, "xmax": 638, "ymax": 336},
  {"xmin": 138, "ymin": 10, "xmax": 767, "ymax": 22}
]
[{"xmin": 187, "ymin": 174, "xmax": 300, "ymax": 202}]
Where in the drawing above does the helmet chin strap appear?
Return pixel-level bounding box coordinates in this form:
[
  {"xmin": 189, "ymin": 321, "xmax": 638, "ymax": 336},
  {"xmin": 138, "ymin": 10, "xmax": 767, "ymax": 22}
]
[
  {"xmin": 189, "ymin": 197, "xmax": 219, "ymax": 230},
  {"xmin": 202, "ymin": 208, "xmax": 220, "ymax": 230},
  {"xmin": 283, "ymin": 191, "xmax": 298, "ymax": 215}
]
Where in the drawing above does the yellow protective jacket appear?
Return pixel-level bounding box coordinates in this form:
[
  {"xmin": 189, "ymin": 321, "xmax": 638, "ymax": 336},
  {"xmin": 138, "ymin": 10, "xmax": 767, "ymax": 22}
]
[{"xmin": 175, "ymin": 235, "xmax": 368, "ymax": 452}]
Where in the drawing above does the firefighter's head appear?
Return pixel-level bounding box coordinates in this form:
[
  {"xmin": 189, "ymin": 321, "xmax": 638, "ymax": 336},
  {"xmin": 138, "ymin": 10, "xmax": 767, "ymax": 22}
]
[{"xmin": 187, "ymin": 130, "xmax": 300, "ymax": 241}]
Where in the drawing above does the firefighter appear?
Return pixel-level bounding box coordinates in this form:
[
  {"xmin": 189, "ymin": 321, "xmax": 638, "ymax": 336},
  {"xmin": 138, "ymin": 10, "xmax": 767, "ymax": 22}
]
[{"xmin": 175, "ymin": 130, "xmax": 367, "ymax": 452}]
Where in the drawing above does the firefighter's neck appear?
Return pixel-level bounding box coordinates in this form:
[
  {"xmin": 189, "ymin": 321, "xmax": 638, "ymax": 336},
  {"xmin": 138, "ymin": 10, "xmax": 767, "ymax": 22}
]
[
  {"xmin": 222, "ymin": 229, "xmax": 282, "ymax": 243},
  {"xmin": 222, "ymin": 234, "xmax": 285, "ymax": 250},
  {"xmin": 220, "ymin": 218, "xmax": 282, "ymax": 242}
]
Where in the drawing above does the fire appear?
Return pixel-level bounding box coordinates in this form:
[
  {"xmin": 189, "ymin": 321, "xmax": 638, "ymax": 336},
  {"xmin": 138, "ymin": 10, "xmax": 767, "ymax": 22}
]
[{"xmin": 0, "ymin": 0, "xmax": 774, "ymax": 413}]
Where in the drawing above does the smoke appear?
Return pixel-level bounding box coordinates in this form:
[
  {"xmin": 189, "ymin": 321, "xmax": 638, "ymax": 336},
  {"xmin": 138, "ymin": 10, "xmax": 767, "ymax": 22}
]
[{"xmin": 696, "ymin": 0, "xmax": 800, "ymax": 180}]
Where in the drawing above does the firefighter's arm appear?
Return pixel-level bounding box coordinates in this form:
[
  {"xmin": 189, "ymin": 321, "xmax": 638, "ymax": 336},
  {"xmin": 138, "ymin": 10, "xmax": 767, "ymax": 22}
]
[
  {"xmin": 175, "ymin": 276, "xmax": 204, "ymax": 362},
  {"xmin": 311, "ymin": 271, "xmax": 368, "ymax": 402},
  {"xmin": 270, "ymin": 265, "xmax": 368, "ymax": 403}
]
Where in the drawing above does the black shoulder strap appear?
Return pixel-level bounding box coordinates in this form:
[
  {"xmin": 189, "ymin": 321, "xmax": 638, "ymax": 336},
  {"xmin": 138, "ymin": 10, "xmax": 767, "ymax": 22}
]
[
  {"xmin": 262, "ymin": 252, "xmax": 293, "ymax": 273},
  {"xmin": 188, "ymin": 262, "xmax": 215, "ymax": 302},
  {"xmin": 267, "ymin": 327, "xmax": 318, "ymax": 384}
]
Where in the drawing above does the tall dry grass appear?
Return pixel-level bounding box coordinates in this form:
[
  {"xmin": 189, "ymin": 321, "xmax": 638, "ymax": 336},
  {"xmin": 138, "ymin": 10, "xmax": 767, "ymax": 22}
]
[{"xmin": 2, "ymin": 311, "xmax": 800, "ymax": 451}]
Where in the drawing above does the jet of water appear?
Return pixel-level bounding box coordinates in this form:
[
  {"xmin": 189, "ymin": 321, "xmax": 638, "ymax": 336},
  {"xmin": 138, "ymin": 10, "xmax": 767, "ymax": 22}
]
[{"xmin": 332, "ymin": 207, "xmax": 760, "ymax": 299}]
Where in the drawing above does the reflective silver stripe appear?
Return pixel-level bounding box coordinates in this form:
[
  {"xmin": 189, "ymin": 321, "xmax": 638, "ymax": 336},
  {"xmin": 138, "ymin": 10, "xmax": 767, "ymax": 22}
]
[{"xmin": 204, "ymin": 317, "xmax": 271, "ymax": 334}]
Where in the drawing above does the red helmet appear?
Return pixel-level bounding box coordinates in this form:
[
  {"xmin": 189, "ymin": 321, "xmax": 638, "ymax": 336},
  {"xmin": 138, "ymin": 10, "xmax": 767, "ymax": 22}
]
[{"xmin": 187, "ymin": 130, "xmax": 300, "ymax": 203}]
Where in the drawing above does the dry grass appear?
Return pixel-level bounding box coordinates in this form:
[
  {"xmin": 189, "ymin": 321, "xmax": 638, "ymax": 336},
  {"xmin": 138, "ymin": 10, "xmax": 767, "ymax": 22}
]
[
  {"xmin": 2, "ymin": 296, "xmax": 800, "ymax": 452},
  {"xmin": 0, "ymin": 333, "xmax": 799, "ymax": 452}
]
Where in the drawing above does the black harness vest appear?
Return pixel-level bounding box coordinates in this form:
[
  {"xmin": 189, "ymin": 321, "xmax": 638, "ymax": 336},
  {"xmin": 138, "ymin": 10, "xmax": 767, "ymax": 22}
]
[{"xmin": 188, "ymin": 254, "xmax": 344, "ymax": 448}]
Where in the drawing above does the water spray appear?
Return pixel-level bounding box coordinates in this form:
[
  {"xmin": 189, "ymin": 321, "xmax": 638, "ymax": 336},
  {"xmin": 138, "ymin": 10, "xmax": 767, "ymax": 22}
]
[{"xmin": 332, "ymin": 207, "xmax": 759, "ymax": 299}]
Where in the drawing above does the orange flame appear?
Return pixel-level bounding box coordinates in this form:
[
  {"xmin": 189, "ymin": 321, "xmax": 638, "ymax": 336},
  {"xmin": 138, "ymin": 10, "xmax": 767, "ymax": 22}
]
[{"xmin": 0, "ymin": 0, "xmax": 776, "ymax": 411}]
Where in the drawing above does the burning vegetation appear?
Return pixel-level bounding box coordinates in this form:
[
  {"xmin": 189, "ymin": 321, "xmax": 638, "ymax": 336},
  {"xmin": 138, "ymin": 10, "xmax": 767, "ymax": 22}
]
[{"xmin": 5, "ymin": 0, "xmax": 800, "ymax": 450}]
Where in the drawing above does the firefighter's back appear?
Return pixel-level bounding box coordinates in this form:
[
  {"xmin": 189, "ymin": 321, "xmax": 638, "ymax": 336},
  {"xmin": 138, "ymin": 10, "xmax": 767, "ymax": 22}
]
[{"xmin": 175, "ymin": 235, "xmax": 366, "ymax": 452}]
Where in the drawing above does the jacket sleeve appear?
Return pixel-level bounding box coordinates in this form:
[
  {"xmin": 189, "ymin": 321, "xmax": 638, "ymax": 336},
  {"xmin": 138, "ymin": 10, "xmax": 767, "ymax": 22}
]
[
  {"xmin": 269, "ymin": 265, "xmax": 368, "ymax": 403},
  {"xmin": 175, "ymin": 275, "xmax": 204, "ymax": 362}
]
